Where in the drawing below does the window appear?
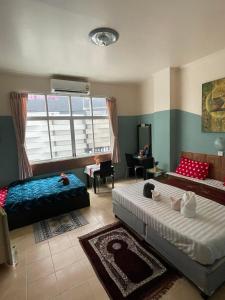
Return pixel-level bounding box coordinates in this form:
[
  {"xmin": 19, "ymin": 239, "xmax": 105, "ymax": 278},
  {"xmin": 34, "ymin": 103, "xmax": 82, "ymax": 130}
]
[{"xmin": 26, "ymin": 94, "xmax": 111, "ymax": 163}]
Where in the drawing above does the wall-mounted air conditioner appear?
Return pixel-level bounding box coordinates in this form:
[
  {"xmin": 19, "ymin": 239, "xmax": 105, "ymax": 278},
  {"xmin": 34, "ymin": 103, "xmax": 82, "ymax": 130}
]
[{"xmin": 50, "ymin": 79, "xmax": 90, "ymax": 95}]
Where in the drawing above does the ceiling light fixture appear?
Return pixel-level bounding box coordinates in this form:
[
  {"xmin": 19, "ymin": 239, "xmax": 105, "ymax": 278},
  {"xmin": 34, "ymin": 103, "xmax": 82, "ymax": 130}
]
[{"xmin": 89, "ymin": 27, "xmax": 119, "ymax": 46}]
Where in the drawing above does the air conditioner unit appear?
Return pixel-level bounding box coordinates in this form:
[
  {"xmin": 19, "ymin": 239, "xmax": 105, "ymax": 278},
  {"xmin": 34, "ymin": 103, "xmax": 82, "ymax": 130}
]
[{"xmin": 50, "ymin": 79, "xmax": 90, "ymax": 95}]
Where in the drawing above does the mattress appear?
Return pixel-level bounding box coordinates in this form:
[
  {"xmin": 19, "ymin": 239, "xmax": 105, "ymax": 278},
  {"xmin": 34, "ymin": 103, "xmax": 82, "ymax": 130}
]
[
  {"xmin": 112, "ymin": 178, "xmax": 225, "ymax": 265},
  {"xmin": 5, "ymin": 173, "xmax": 86, "ymax": 214}
]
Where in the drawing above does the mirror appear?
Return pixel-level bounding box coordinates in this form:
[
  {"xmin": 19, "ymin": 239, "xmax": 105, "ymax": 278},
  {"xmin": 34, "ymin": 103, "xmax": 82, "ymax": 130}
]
[{"xmin": 137, "ymin": 124, "xmax": 152, "ymax": 156}]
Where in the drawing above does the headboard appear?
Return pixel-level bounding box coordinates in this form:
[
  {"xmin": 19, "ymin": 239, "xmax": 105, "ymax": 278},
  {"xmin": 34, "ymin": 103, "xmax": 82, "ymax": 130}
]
[{"xmin": 181, "ymin": 152, "xmax": 225, "ymax": 182}]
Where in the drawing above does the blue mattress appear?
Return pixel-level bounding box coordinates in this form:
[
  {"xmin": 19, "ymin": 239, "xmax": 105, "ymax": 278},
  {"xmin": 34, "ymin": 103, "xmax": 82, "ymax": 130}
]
[{"xmin": 5, "ymin": 173, "xmax": 86, "ymax": 214}]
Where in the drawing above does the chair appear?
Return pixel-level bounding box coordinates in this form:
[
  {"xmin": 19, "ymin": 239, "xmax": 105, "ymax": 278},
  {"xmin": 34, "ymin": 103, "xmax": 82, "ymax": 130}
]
[
  {"xmin": 125, "ymin": 153, "xmax": 145, "ymax": 180},
  {"xmin": 142, "ymin": 157, "xmax": 154, "ymax": 180},
  {"xmin": 125, "ymin": 153, "xmax": 135, "ymax": 178},
  {"xmin": 134, "ymin": 157, "xmax": 154, "ymax": 180},
  {"xmin": 94, "ymin": 160, "xmax": 114, "ymax": 192}
]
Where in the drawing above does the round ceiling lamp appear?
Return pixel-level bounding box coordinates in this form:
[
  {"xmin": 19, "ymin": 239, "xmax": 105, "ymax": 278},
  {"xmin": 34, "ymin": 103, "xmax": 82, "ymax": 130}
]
[{"xmin": 89, "ymin": 27, "xmax": 119, "ymax": 46}]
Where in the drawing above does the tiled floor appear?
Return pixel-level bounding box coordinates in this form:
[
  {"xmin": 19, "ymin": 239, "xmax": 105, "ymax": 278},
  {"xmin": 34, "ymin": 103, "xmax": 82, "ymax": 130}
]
[{"xmin": 1, "ymin": 179, "xmax": 225, "ymax": 300}]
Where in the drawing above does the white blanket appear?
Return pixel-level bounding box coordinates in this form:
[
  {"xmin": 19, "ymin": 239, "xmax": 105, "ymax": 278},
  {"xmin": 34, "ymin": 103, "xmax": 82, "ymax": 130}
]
[{"xmin": 112, "ymin": 179, "xmax": 225, "ymax": 265}]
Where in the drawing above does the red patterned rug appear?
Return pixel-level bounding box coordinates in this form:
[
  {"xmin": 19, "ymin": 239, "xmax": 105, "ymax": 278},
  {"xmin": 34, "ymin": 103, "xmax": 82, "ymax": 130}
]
[{"xmin": 79, "ymin": 222, "xmax": 180, "ymax": 300}]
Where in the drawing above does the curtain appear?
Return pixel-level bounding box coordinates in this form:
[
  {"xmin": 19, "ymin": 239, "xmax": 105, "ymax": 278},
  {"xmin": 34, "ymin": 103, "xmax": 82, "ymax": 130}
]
[
  {"xmin": 106, "ymin": 97, "xmax": 120, "ymax": 163},
  {"xmin": 10, "ymin": 92, "xmax": 33, "ymax": 180}
]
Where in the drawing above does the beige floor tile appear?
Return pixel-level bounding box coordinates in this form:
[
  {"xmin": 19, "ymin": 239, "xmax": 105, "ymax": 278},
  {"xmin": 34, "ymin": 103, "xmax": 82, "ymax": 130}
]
[
  {"xmin": 10, "ymin": 224, "xmax": 33, "ymax": 240},
  {"xmin": 161, "ymin": 278, "xmax": 201, "ymax": 300},
  {"xmin": 55, "ymin": 281, "xmax": 93, "ymax": 300},
  {"xmin": 67, "ymin": 232, "xmax": 80, "ymax": 247},
  {"xmin": 4, "ymin": 178, "xmax": 225, "ymax": 300},
  {"xmin": 0, "ymin": 272, "xmax": 27, "ymax": 300},
  {"xmin": 27, "ymin": 273, "xmax": 58, "ymax": 300},
  {"xmin": 79, "ymin": 210, "xmax": 100, "ymax": 225},
  {"xmin": 12, "ymin": 233, "xmax": 38, "ymax": 252},
  {"xmin": 0, "ymin": 264, "xmax": 27, "ymax": 300},
  {"xmin": 27, "ymin": 256, "xmax": 54, "ymax": 283},
  {"xmin": 73, "ymin": 244, "xmax": 86, "ymax": 259},
  {"xmin": 211, "ymin": 283, "xmax": 225, "ymax": 300},
  {"xmin": 52, "ymin": 247, "xmax": 81, "ymax": 271},
  {"xmin": 55, "ymin": 260, "xmax": 92, "ymax": 294},
  {"xmin": 95, "ymin": 211, "xmax": 117, "ymax": 225},
  {"xmin": 26, "ymin": 242, "xmax": 51, "ymax": 264},
  {"xmin": 79, "ymin": 257, "xmax": 95, "ymax": 278},
  {"xmin": 49, "ymin": 234, "xmax": 72, "ymax": 255},
  {"xmin": 88, "ymin": 276, "xmax": 109, "ymax": 300},
  {"xmin": 69, "ymin": 222, "xmax": 103, "ymax": 241}
]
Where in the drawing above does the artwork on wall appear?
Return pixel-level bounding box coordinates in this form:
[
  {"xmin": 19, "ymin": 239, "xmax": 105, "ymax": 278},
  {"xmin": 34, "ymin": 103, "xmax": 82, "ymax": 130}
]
[{"xmin": 202, "ymin": 77, "xmax": 225, "ymax": 132}]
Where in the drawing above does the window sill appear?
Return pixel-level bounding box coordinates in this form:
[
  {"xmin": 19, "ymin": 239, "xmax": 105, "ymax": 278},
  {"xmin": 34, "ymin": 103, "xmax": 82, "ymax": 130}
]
[{"xmin": 32, "ymin": 153, "xmax": 112, "ymax": 176}]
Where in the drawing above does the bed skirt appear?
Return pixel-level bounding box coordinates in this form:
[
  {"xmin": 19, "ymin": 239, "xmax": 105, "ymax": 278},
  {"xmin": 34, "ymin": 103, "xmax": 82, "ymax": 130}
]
[{"xmin": 8, "ymin": 191, "xmax": 90, "ymax": 230}]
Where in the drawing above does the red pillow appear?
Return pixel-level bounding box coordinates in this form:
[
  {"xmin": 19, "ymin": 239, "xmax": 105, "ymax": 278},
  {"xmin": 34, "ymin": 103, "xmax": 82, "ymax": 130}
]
[
  {"xmin": 176, "ymin": 156, "xmax": 209, "ymax": 180},
  {"xmin": 0, "ymin": 187, "xmax": 8, "ymax": 207}
]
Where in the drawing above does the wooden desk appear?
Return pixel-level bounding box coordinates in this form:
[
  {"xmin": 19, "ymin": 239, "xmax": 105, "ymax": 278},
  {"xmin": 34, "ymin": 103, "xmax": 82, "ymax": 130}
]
[
  {"xmin": 84, "ymin": 164, "xmax": 100, "ymax": 193},
  {"xmin": 133, "ymin": 156, "xmax": 154, "ymax": 179},
  {"xmin": 84, "ymin": 163, "xmax": 114, "ymax": 193}
]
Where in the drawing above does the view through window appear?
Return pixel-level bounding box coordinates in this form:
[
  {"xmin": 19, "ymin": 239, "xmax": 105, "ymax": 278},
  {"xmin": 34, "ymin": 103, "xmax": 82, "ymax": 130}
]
[{"xmin": 26, "ymin": 94, "xmax": 111, "ymax": 162}]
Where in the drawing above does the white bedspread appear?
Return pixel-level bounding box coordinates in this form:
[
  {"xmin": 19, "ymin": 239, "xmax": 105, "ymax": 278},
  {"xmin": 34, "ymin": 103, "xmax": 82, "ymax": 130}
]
[{"xmin": 112, "ymin": 179, "xmax": 225, "ymax": 265}]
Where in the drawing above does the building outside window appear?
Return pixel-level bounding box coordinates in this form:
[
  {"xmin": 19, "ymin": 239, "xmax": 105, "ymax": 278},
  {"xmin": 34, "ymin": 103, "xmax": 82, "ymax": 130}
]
[{"xmin": 25, "ymin": 94, "xmax": 111, "ymax": 163}]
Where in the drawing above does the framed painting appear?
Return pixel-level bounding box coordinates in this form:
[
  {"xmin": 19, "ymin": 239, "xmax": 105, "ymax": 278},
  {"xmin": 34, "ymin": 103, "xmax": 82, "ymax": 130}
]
[{"xmin": 202, "ymin": 77, "xmax": 225, "ymax": 132}]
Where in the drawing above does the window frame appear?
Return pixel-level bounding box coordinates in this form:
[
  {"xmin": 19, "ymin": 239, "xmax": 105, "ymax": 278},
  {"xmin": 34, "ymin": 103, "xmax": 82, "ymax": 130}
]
[{"xmin": 26, "ymin": 93, "xmax": 111, "ymax": 164}]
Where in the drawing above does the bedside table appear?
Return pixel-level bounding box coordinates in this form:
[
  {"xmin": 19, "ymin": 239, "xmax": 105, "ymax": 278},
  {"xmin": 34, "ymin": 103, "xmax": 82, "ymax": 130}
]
[{"xmin": 146, "ymin": 167, "xmax": 165, "ymax": 178}]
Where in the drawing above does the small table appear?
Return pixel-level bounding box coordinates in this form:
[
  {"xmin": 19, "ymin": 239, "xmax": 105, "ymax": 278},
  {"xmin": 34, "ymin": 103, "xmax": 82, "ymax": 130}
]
[
  {"xmin": 84, "ymin": 164, "xmax": 100, "ymax": 193},
  {"xmin": 146, "ymin": 167, "xmax": 165, "ymax": 178}
]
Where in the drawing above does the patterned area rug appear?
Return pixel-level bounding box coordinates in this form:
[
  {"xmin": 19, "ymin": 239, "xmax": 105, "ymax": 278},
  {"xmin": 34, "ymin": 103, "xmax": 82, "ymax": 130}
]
[
  {"xmin": 33, "ymin": 210, "xmax": 88, "ymax": 243},
  {"xmin": 79, "ymin": 222, "xmax": 180, "ymax": 300}
]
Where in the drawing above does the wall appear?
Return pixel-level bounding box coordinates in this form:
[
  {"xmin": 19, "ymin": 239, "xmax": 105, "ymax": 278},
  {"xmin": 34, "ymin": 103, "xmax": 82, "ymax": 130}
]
[
  {"xmin": 175, "ymin": 49, "xmax": 225, "ymax": 156},
  {"xmin": 138, "ymin": 50, "xmax": 225, "ymax": 171},
  {"xmin": 138, "ymin": 68, "xmax": 174, "ymax": 171},
  {"xmin": 0, "ymin": 73, "xmax": 139, "ymax": 186},
  {"xmin": 2, "ymin": 48, "xmax": 225, "ymax": 186}
]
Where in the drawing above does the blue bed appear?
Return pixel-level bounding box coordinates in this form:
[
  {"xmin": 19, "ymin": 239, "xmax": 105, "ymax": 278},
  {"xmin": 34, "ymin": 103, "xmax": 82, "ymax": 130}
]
[{"xmin": 5, "ymin": 173, "xmax": 90, "ymax": 230}]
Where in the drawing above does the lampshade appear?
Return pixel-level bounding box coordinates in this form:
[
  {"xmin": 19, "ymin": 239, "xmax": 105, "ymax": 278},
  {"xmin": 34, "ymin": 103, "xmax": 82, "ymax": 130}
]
[{"xmin": 214, "ymin": 137, "xmax": 225, "ymax": 151}]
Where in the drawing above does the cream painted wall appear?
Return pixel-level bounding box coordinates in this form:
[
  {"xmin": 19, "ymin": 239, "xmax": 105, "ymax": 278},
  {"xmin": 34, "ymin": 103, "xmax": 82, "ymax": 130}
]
[
  {"xmin": 0, "ymin": 73, "xmax": 139, "ymax": 116},
  {"xmin": 138, "ymin": 67, "xmax": 172, "ymax": 115},
  {"xmin": 170, "ymin": 67, "xmax": 180, "ymax": 109},
  {"xmin": 153, "ymin": 68, "xmax": 170, "ymax": 113},
  {"xmin": 138, "ymin": 78, "xmax": 154, "ymax": 115},
  {"xmin": 0, "ymin": 73, "xmax": 50, "ymax": 115},
  {"xmin": 91, "ymin": 81, "xmax": 139, "ymax": 116},
  {"xmin": 178, "ymin": 48, "xmax": 225, "ymax": 115},
  {"xmin": 139, "ymin": 47, "xmax": 225, "ymax": 115}
]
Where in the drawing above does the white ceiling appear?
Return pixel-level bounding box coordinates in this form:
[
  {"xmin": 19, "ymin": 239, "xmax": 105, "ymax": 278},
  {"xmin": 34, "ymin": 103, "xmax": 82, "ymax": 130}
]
[{"xmin": 1, "ymin": 0, "xmax": 225, "ymax": 82}]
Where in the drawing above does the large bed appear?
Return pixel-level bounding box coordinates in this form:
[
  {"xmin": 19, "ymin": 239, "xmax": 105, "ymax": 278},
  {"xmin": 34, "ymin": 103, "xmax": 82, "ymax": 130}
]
[
  {"xmin": 112, "ymin": 152, "xmax": 225, "ymax": 296},
  {"xmin": 2, "ymin": 173, "xmax": 90, "ymax": 230}
]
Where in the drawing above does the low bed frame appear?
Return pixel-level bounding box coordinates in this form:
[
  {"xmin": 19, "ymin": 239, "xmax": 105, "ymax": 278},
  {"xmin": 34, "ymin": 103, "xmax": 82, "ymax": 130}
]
[{"xmin": 112, "ymin": 152, "xmax": 225, "ymax": 297}]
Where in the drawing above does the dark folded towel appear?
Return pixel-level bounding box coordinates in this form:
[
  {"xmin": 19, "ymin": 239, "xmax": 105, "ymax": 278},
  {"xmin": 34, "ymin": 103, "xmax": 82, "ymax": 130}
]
[{"xmin": 143, "ymin": 183, "xmax": 155, "ymax": 198}]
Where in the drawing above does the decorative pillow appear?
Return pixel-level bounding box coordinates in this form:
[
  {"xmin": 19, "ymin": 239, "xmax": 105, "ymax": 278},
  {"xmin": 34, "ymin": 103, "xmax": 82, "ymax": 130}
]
[
  {"xmin": 176, "ymin": 156, "xmax": 209, "ymax": 180},
  {"xmin": 0, "ymin": 187, "xmax": 8, "ymax": 207}
]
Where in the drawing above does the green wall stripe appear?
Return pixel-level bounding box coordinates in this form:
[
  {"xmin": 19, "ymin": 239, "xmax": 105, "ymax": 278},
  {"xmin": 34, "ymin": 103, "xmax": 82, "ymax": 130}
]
[{"xmin": 1, "ymin": 111, "xmax": 224, "ymax": 186}]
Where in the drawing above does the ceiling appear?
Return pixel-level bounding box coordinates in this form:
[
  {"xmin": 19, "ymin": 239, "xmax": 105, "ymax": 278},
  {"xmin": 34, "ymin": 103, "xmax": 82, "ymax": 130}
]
[{"xmin": 1, "ymin": 0, "xmax": 225, "ymax": 82}]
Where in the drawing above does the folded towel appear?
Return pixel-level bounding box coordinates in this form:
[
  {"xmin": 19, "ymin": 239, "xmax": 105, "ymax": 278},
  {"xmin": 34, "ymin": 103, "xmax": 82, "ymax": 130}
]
[
  {"xmin": 170, "ymin": 197, "xmax": 181, "ymax": 211},
  {"xmin": 152, "ymin": 190, "xmax": 161, "ymax": 201},
  {"xmin": 181, "ymin": 191, "xmax": 196, "ymax": 218}
]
